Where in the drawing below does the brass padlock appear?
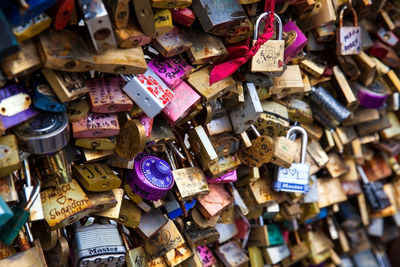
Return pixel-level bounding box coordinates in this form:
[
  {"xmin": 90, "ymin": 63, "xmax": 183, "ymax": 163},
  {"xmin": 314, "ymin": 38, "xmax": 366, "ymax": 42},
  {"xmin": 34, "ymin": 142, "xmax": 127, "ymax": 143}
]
[
  {"xmin": 73, "ymin": 163, "xmax": 122, "ymax": 192},
  {"xmin": 254, "ymin": 100, "xmax": 290, "ymax": 137},
  {"xmin": 0, "ymin": 135, "xmax": 21, "ymax": 177},
  {"xmin": 188, "ymin": 123, "xmax": 218, "ymax": 169},
  {"xmin": 251, "ymin": 12, "xmax": 285, "ymax": 74}
]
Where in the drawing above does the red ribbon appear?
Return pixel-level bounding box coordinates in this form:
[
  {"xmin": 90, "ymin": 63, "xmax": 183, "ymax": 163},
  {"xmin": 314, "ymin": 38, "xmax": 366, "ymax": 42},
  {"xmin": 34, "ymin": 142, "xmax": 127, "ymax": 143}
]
[{"xmin": 209, "ymin": 0, "xmax": 276, "ymax": 85}]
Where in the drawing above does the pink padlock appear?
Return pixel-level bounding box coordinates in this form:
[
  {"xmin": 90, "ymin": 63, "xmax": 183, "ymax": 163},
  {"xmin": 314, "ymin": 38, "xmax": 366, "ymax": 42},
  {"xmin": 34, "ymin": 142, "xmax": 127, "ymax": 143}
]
[
  {"xmin": 162, "ymin": 81, "xmax": 200, "ymax": 125},
  {"xmin": 138, "ymin": 114, "xmax": 153, "ymax": 138},
  {"xmin": 206, "ymin": 170, "xmax": 237, "ymax": 184},
  {"xmin": 196, "ymin": 245, "xmax": 217, "ymax": 267},
  {"xmin": 148, "ymin": 55, "xmax": 192, "ymax": 89},
  {"xmin": 283, "ymin": 21, "xmax": 308, "ymax": 63}
]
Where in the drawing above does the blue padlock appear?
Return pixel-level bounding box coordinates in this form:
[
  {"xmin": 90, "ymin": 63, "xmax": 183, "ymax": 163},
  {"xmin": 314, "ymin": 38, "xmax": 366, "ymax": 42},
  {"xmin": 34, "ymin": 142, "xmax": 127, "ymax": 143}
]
[
  {"xmin": 33, "ymin": 77, "xmax": 67, "ymax": 112},
  {"xmin": 0, "ymin": 9, "xmax": 19, "ymax": 60},
  {"xmin": 0, "ymin": 0, "xmax": 56, "ymax": 26},
  {"xmin": 0, "ymin": 195, "xmax": 13, "ymax": 228}
]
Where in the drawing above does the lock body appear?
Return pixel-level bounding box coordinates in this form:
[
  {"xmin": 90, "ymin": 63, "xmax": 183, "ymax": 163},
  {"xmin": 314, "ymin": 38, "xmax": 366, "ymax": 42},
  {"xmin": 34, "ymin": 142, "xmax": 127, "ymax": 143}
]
[
  {"xmin": 152, "ymin": 27, "xmax": 192, "ymax": 57},
  {"xmin": 32, "ymin": 78, "xmax": 67, "ymax": 112},
  {"xmin": 12, "ymin": 13, "xmax": 51, "ymax": 43},
  {"xmin": 72, "ymin": 113, "xmax": 120, "ymax": 138},
  {"xmin": 74, "ymin": 163, "xmax": 122, "ymax": 192}
]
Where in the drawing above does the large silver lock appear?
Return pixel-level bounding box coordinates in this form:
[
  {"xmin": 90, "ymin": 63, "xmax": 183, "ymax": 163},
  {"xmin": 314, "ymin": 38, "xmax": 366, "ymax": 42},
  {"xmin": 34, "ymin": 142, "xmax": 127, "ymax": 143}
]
[
  {"xmin": 251, "ymin": 12, "xmax": 285, "ymax": 74},
  {"xmin": 229, "ymin": 82, "xmax": 263, "ymax": 134},
  {"xmin": 273, "ymin": 126, "xmax": 310, "ymax": 193},
  {"xmin": 72, "ymin": 220, "xmax": 126, "ymax": 266}
]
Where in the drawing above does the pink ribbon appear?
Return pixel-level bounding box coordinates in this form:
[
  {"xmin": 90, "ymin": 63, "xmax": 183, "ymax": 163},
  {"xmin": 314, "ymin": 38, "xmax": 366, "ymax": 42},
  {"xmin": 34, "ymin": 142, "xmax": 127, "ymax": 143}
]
[{"xmin": 209, "ymin": 0, "xmax": 276, "ymax": 85}]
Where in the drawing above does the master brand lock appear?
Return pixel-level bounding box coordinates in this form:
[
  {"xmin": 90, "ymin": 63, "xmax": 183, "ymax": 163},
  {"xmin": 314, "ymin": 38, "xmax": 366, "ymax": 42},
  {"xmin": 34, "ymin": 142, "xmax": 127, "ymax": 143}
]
[
  {"xmin": 72, "ymin": 221, "xmax": 126, "ymax": 266},
  {"xmin": 336, "ymin": 3, "xmax": 361, "ymax": 55},
  {"xmin": 273, "ymin": 126, "xmax": 310, "ymax": 193},
  {"xmin": 251, "ymin": 12, "xmax": 285, "ymax": 74}
]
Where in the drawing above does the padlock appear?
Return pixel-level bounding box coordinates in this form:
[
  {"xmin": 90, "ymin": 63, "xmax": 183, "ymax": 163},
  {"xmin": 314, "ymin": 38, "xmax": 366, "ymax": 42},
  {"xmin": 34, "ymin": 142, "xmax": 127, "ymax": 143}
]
[
  {"xmin": 0, "ymin": 182, "xmax": 40, "ymax": 245},
  {"xmin": 353, "ymin": 51, "xmax": 377, "ymax": 86},
  {"xmin": 332, "ymin": 65, "xmax": 359, "ymax": 110},
  {"xmin": 251, "ymin": 12, "xmax": 285, "ymax": 73},
  {"xmin": 282, "ymin": 21, "xmax": 308, "ymax": 63},
  {"xmin": 72, "ymin": 113, "xmax": 120, "ymax": 138},
  {"xmin": 209, "ymin": 133, "xmax": 240, "ymax": 157},
  {"xmin": 94, "ymin": 188, "xmax": 124, "ymax": 220},
  {"xmin": 42, "ymin": 69, "xmax": 89, "ymax": 102},
  {"xmin": 119, "ymin": 225, "xmax": 148, "ymax": 267},
  {"xmin": 0, "ymin": 0, "xmax": 56, "ymax": 26},
  {"xmin": 205, "ymin": 154, "xmax": 241, "ymax": 179},
  {"xmin": 224, "ymin": 18, "xmax": 253, "ymax": 44},
  {"xmin": 0, "ymin": 175, "xmax": 19, "ymax": 204},
  {"xmin": 238, "ymin": 125, "xmax": 275, "ymax": 168},
  {"xmin": 336, "ymin": 4, "xmax": 361, "ymax": 55},
  {"xmin": 154, "ymin": 9, "xmax": 174, "ymax": 37},
  {"xmin": 270, "ymin": 65, "xmax": 305, "ymax": 95},
  {"xmin": 196, "ymin": 245, "xmax": 217, "ymax": 267},
  {"xmin": 0, "ymin": 135, "xmax": 21, "ymax": 178},
  {"xmin": 162, "ymin": 81, "xmax": 201, "ymax": 125},
  {"xmin": 32, "ymin": 75, "xmax": 67, "ymax": 112},
  {"xmin": 132, "ymin": 0, "xmax": 155, "ymax": 36},
  {"xmin": 47, "ymin": 0, "xmax": 75, "ymax": 30},
  {"xmin": 184, "ymin": 29, "xmax": 228, "ymax": 64},
  {"xmin": 148, "ymin": 55, "xmax": 192, "ymax": 89},
  {"xmin": 171, "ymin": 8, "xmax": 196, "ymax": 28},
  {"xmin": 37, "ymin": 29, "xmax": 94, "ymax": 72},
  {"xmin": 152, "ymin": 0, "xmax": 192, "ymax": 8},
  {"xmin": 144, "ymin": 219, "xmax": 185, "ymax": 261},
  {"xmin": 152, "ymin": 27, "xmax": 192, "ymax": 58},
  {"xmin": 273, "ymin": 126, "xmax": 310, "ymax": 193},
  {"xmin": 164, "ymin": 243, "xmax": 192, "ymax": 266},
  {"xmin": 191, "ymin": 0, "xmax": 246, "ymax": 35},
  {"xmin": 127, "ymin": 153, "xmax": 174, "ymax": 201},
  {"xmin": 121, "ymin": 68, "xmax": 175, "ymax": 118},
  {"xmin": 103, "ymin": 0, "xmax": 130, "ymax": 29},
  {"xmin": 299, "ymin": 54, "xmax": 326, "ymax": 78},
  {"xmin": 86, "ymin": 190, "xmax": 118, "ymax": 213},
  {"xmin": 75, "ymin": 136, "xmax": 116, "ymax": 151},
  {"xmin": 297, "ymin": 0, "xmax": 337, "ymax": 31},
  {"xmin": 336, "ymin": 54, "xmax": 361, "ymax": 81},
  {"xmin": 116, "ymin": 198, "xmax": 142, "ymax": 228},
  {"xmin": 271, "ymin": 133, "xmax": 297, "ymax": 168},
  {"xmin": 114, "ymin": 21, "xmax": 152, "ymax": 48},
  {"xmin": 12, "ymin": 13, "xmax": 51, "ymax": 43},
  {"xmin": 167, "ymin": 145, "xmax": 209, "ymax": 201},
  {"xmin": 215, "ymin": 241, "xmax": 249, "ymax": 267},
  {"xmin": 135, "ymin": 207, "xmax": 167, "ymax": 239},
  {"xmin": 13, "ymin": 112, "xmax": 70, "ymax": 155},
  {"xmin": 188, "ymin": 123, "xmax": 218, "ymax": 168},
  {"xmin": 73, "ymin": 163, "xmax": 121, "ymax": 192},
  {"xmin": 198, "ymin": 184, "xmax": 233, "ymax": 219},
  {"xmin": 83, "ymin": 148, "xmax": 115, "ymax": 162},
  {"xmin": 0, "ymin": 83, "xmax": 38, "ymax": 130},
  {"xmin": 1, "ymin": 39, "xmax": 41, "ymax": 79},
  {"xmin": 40, "ymin": 180, "xmax": 93, "ymax": 229},
  {"xmin": 0, "ymin": 195, "xmax": 12, "ymax": 229},
  {"xmin": 77, "ymin": 0, "xmax": 117, "ymax": 53},
  {"xmin": 278, "ymin": 97, "xmax": 313, "ymax": 124},
  {"xmin": 87, "ymin": 78, "xmax": 133, "ymax": 113},
  {"xmin": 72, "ymin": 220, "xmax": 126, "ymax": 266},
  {"xmin": 114, "ymin": 114, "xmax": 146, "ymax": 159},
  {"xmin": 229, "ymin": 82, "xmax": 263, "ymax": 134},
  {"xmin": 183, "ymin": 222, "xmax": 219, "ymax": 248},
  {"xmin": 205, "ymin": 107, "xmax": 233, "ymax": 136},
  {"xmin": 248, "ymin": 216, "xmax": 269, "ymax": 247},
  {"xmin": 316, "ymin": 178, "xmax": 347, "ymax": 208}
]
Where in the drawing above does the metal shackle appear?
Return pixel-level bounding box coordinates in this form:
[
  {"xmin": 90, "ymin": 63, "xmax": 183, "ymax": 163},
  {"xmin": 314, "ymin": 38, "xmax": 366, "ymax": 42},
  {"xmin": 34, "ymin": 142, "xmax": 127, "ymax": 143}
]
[
  {"xmin": 253, "ymin": 11, "xmax": 282, "ymax": 41},
  {"xmin": 339, "ymin": 4, "xmax": 358, "ymax": 28},
  {"xmin": 286, "ymin": 126, "xmax": 308, "ymax": 164}
]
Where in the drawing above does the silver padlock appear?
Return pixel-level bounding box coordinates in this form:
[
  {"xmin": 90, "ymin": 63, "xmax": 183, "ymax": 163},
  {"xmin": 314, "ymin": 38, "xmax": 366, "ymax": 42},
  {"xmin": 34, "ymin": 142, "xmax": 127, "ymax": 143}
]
[
  {"xmin": 251, "ymin": 12, "xmax": 285, "ymax": 74},
  {"xmin": 120, "ymin": 68, "xmax": 175, "ymax": 118},
  {"xmin": 72, "ymin": 220, "xmax": 126, "ymax": 266},
  {"xmin": 229, "ymin": 82, "xmax": 263, "ymax": 134},
  {"xmin": 273, "ymin": 126, "xmax": 310, "ymax": 193},
  {"xmin": 78, "ymin": 0, "xmax": 117, "ymax": 53}
]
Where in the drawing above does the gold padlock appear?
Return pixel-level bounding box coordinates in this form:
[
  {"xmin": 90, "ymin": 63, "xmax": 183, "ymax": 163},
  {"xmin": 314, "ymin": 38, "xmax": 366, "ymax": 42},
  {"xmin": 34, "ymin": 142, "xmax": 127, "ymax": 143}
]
[{"xmin": 73, "ymin": 163, "xmax": 122, "ymax": 192}]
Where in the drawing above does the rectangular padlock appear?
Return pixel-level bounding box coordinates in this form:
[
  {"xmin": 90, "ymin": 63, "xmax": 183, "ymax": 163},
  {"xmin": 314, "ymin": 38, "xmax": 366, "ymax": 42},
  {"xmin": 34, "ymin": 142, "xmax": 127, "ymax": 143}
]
[
  {"xmin": 88, "ymin": 78, "xmax": 133, "ymax": 113},
  {"xmin": 72, "ymin": 113, "xmax": 120, "ymax": 138},
  {"xmin": 116, "ymin": 198, "xmax": 142, "ymax": 228},
  {"xmin": 73, "ymin": 163, "xmax": 122, "ymax": 192},
  {"xmin": 152, "ymin": 27, "xmax": 192, "ymax": 58},
  {"xmin": 164, "ymin": 243, "xmax": 192, "ymax": 266},
  {"xmin": 209, "ymin": 133, "xmax": 240, "ymax": 157},
  {"xmin": 336, "ymin": 6, "xmax": 361, "ymax": 55},
  {"xmin": 297, "ymin": 0, "xmax": 336, "ymax": 31},
  {"xmin": 187, "ymin": 65, "xmax": 236, "ymax": 102},
  {"xmin": 189, "ymin": 125, "xmax": 218, "ymax": 168},
  {"xmin": 2, "ymin": 40, "xmax": 41, "ymax": 79},
  {"xmin": 92, "ymin": 46, "xmax": 147, "ymax": 74},
  {"xmin": 271, "ymin": 65, "xmax": 304, "ymax": 95},
  {"xmin": 75, "ymin": 137, "xmax": 116, "ymax": 151},
  {"xmin": 184, "ymin": 29, "xmax": 228, "ymax": 64},
  {"xmin": 122, "ymin": 68, "xmax": 175, "ymax": 118},
  {"xmin": 42, "ymin": 69, "xmax": 89, "ymax": 102},
  {"xmin": 37, "ymin": 29, "xmax": 94, "ymax": 72},
  {"xmin": 171, "ymin": 8, "xmax": 196, "ymax": 28},
  {"xmin": 254, "ymin": 101, "xmax": 290, "ymax": 137},
  {"xmin": 40, "ymin": 179, "xmax": 93, "ymax": 229},
  {"xmin": 191, "ymin": 0, "xmax": 246, "ymax": 34},
  {"xmin": 172, "ymin": 166, "xmax": 209, "ymax": 201},
  {"xmin": 132, "ymin": 0, "xmax": 155, "ymax": 36},
  {"xmin": 78, "ymin": 0, "xmax": 117, "ymax": 53},
  {"xmin": 12, "ymin": 13, "xmax": 51, "ymax": 43},
  {"xmin": 114, "ymin": 21, "xmax": 152, "ymax": 48},
  {"xmin": 0, "ymin": 135, "xmax": 21, "ymax": 177},
  {"xmin": 205, "ymin": 154, "xmax": 241, "ymax": 178},
  {"xmin": 154, "ymin": 9, "xmax": 173, "ymax": 37},
  {"xmin": 86, "ymin": 190, "xmax": 118, "ymax": 213},
  {"xmin": 94, "ymin": 188, "xmax": 124, "ymax": 220},
  {"xmin": 198, "ymin": 184, "xmax": 233, "ymax": 219},
  {"xmin": 0, "ymin": 84, "xmax": 39, "ymax": 130},
  {"xmin": 148, "ymin": 55, "xmax": 192, "ymax": 89},
  {"xmin": 103, "ymin": 0, "xmax": 130, "ymax": 29},
  {"xmin": 229, "ymin": 83, "xmax": 263, "ymax": 134},
  {"xmin": 215, "ymin": 241, "xmax": 249, "ymax": 267}
]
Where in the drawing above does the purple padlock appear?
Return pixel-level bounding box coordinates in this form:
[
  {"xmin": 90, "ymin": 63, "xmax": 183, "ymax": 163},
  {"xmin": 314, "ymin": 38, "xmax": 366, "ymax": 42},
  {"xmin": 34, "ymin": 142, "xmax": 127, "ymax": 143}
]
[
  {"xmin": 206, "ymin": 170, "xmax": 237, "ymax": 184},
  {"xmin": 353, "ymin": 82, "xmax": 388, "ymax": 109},
  {"xmin": 127, "ymin": 154, "xmax": 174, "ymax": 201},
  {"xmin": 148, "ymin": 55, "xmax": 192, "ymax": 89},
  {"xmin": 0, "ymin": 84, "xmax": 39, "ymax": 129},
  {"xmin": 283, "ymin": 21, "xmax": 308, "ymax": 64}
]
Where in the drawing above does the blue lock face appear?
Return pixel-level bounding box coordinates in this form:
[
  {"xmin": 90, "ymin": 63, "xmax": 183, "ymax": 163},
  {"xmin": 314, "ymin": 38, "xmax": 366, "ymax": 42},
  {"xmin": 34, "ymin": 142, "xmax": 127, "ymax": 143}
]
[
  {"xmin": 33, "ymin": 79, "xmax": 67, "ymax": 112},
  {"xmin": 0, "ymin": 0, "xmax": 57, "ymax": 26}
]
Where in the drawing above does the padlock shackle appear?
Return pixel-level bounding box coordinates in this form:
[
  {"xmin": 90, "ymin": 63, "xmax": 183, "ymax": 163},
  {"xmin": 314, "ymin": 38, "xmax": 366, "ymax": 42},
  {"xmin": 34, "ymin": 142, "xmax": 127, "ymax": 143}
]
[
  {"xmin": 253, "ymin": 12, "xmax": 282, "ymax": 41},
  {"xmin": 339, "ymin": 5, "xmax": 358, "ymax": 28},
  {"xmin": 286, "ymin": 126, "xmax": 308, "ymax": 164}
]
